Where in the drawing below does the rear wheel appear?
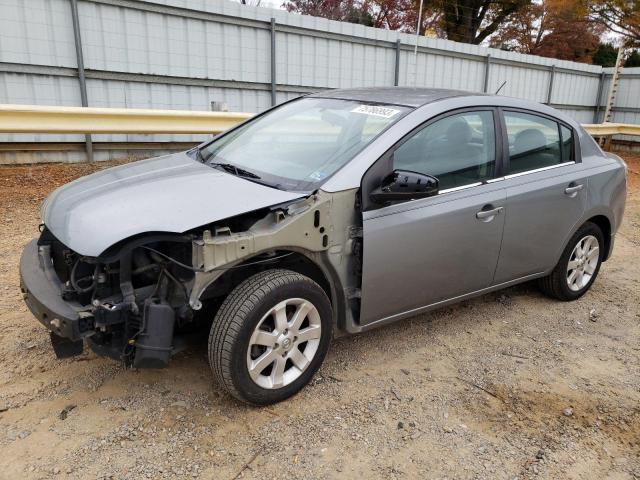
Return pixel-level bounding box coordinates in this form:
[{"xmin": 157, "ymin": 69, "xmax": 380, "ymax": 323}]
[
  {"xmin": 538, "ymin": 222, "xmax": 604, "ymax": 301},
  {"xmin": 208, "ymin": 269, "xmax": 332, "ymax": 405}
]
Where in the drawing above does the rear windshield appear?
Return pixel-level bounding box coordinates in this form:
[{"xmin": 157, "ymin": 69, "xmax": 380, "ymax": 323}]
[{"xmin": 198, "ymin": 97, "xmax": 410, "ymax": 191}]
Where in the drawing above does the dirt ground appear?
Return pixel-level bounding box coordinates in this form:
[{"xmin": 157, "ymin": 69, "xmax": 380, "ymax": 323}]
[{"xmin": 0, "ymin": 154, "xmax": 638, "ymax": 480}]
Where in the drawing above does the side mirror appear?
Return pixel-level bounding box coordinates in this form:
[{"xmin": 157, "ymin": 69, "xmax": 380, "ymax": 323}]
[{"xmin": 369, "ymin": 169, "xmax": 439, "ymax": 204}]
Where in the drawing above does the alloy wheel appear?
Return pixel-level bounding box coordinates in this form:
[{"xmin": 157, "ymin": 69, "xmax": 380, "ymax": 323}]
[
  {"xmin": 566, "ymin": 235, "xmax": 599, "ymax": 292},
  {"xmin": 246, "ymin": 298, "xmax": 322, "ymax": 389}
]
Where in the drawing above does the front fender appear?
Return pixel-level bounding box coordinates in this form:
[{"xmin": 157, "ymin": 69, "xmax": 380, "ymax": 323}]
[{"xmin": 188, "ymin": 192, "xmax": 335, "ymax": 309}]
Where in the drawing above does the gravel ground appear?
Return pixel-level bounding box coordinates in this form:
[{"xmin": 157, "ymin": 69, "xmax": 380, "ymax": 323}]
[{"xmin": 0, "ymin": 155, "xmax": 638, "ymax": 480}]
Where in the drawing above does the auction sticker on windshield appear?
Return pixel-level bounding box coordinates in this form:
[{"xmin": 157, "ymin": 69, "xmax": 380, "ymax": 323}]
[{"xmin": 351, "ymin": 105, "xmax": 401, "ymax": 118}]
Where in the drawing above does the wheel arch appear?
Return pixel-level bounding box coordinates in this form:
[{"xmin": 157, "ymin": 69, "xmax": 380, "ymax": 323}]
[
  {"xmin": 552, "ymin": 210, "xmax": 614, "ymax": 270},
  {"xmin": 199, "ymin": 248, "xmax": 347, "ymax": 330},
  {"xmin": 585, "ymin": 214, "xmax": 612, "ymax": 261}
]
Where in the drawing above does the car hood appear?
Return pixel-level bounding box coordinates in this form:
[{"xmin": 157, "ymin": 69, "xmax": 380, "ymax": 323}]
[{"xmin": 41, "ymin": 152, "xmax": 305, "ymax": 257}]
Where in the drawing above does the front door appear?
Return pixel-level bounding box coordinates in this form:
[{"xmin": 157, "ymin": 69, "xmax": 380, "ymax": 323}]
[{"xmin": 359, "ymin": 109, "xmax": 506, "ymax": 326}]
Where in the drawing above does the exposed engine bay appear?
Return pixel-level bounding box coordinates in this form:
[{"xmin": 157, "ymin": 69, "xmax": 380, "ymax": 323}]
[{"xmin": 22, "ymin": 189, "xmax": 361, "ymax": 368}]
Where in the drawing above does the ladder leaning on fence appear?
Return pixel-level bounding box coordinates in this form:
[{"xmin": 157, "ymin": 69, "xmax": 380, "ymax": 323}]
[{"xmin": 600, "ymin": 46, "xmax": 625, "ymax": 146}]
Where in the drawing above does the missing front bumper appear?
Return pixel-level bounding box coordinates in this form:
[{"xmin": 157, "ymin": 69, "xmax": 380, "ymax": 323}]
[{"xmin": 19, "ymin": 239, "xmax": 94, "ymax": 342}]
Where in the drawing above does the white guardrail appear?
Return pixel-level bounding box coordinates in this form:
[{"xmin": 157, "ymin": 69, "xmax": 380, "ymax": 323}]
[{"xmin": 0, "ymin": 104, "xmax": 639, "ymax": 137}]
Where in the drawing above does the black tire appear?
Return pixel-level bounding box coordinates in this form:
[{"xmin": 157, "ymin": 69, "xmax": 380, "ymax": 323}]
[
  {"xmin": 538, "ymin": 222, "xmax": 604, "ymax": 301},
  {"xmin": 208, "ymin": 269, "xmax": 332, "ymax": 405}
]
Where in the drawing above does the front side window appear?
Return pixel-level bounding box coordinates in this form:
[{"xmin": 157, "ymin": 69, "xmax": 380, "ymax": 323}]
[
  {"xmin": 198, "ymin": 98, "xmax": 409, "ymax": 191},
  {"xmin": 504, "ymin": 111, "xmax": 563, "ymax": 174},
  {"xmin": 392, "ymin": 110, "xmax": 496, "ymax": 190}
]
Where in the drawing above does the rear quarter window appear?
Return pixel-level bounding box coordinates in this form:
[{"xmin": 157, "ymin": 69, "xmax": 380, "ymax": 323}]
[{"xmin": 560, "ymin": 124, "xmax": 575, "ymax": 162}]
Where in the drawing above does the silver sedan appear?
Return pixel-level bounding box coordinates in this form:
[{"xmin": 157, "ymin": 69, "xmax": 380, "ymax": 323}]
[{"xmin": 20, "ymin": 88, "xmax": 627, "ymax": 405}]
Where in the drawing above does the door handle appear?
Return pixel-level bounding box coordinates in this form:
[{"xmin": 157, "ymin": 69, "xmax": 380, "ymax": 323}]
[
  {"xmin": 476, "ymin": 206, "xmax": 503, "ymax": 220},
  {"xmin": 564, "ymin": 184, "xmax": 584, "ymax": 196}
]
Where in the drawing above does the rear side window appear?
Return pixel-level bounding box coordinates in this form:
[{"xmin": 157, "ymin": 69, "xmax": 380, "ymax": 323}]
[
  {"xmin": 504, "ymin": 111, "xmax": 562, "ymax": 174},
  {"xmin": 560, "ymin": 124, "xmax": 574, "ymax": 162},
  {"xmin": 392, "ymin": 110, "xmax": 496, "ymax": 190}
]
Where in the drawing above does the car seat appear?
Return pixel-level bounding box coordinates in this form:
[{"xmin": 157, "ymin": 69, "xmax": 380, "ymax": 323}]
[
  {"xmin": 510, "ymin": 128, "xmax": 558, "ymax": 173},
  {"xmin": 427, "ymin": 119, "xmax": 483, "ymax": 189}
]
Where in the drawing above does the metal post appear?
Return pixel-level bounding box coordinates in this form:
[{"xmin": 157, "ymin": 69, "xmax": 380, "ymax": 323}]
[
  {"xmin": 483, "ymin": 54, "xmax": 491, "ymax": 93},
  {"xmin": 414, "ymin": 0, "xmax": 424, "ymax": 56},
  {"xmin": 546, "ymin": 65, "xmax": 556, "ymax": 105},
  {"xmin": 593, "ymin": 71, "xmax": 606, "ymax": 123},
  {"xmin": 394, "ymin": 40, "xmax": 401, "ymax": 86},
  {"xmin": 210, "ymin": 101, "xmax": 228, "ymax": 112},
  {"xmin": 270, "ymin": 18, "xmax": 277, "ymax": 107},
  {"xmin": 69, "ymin": 0, "xmax": 93, "ymax": 161}
]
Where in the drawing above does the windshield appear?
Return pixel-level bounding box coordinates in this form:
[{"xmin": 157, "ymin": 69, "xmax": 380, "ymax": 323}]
[{"xmin": 198, "ymin": 98, "xmax": 410, "ymax": 191}]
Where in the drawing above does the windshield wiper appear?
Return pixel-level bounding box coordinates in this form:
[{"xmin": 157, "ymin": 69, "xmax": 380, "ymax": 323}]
[{"xmin": 210, "ymin": 162, "xmax": 261, "ymax": 179}]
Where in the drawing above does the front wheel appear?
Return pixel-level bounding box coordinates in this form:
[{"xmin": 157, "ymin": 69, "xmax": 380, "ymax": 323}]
[
  {"xmin": 208, "ymin": 269, "xmax": 332, "ymax": 405},
  {"xmin": 538, "ymin": 222, "xmax": 604, "ymax": 301}
]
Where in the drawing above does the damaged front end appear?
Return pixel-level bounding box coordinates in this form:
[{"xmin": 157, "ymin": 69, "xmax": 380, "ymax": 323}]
[
  {"xmin": 20, "ymin": 228, "xmax": 195, "ymax": 368},
  {"xmin": 20, "ymin": 189, "xmax": 360, "ymax": 368}
]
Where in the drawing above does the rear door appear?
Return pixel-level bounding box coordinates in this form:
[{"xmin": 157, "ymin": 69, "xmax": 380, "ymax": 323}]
[
  {"xmin": 493, "ymin": 110, "xmax": 587, "ymax": 283},
  {"xmin": 359, "ymin": 109, "xmax": 506, "ymax": 326}
]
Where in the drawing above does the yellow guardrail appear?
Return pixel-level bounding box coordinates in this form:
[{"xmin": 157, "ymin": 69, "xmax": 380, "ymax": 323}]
[
  {"xmin": 0, "ymin": 104, "xmax": 253, "ymax": 134},
  {"xmin": 0, "ymin": 104, "xmax": 638, "ymax": 137},
  {"xmin": 582, "ymin": 123, "xmax": 640, "ymax": 136}
]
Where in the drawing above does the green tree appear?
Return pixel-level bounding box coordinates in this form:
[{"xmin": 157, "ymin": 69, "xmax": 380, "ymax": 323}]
[
  {"xmin": 592, "ymin": 43, "xmax": 618, "ymax": 67},
  {"xmin": 625, "ymin": 50, "xmax": 640, "ymax": 67}
]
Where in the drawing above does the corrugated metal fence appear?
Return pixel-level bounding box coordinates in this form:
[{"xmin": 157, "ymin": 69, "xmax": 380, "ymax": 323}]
[{"xmin": 0, "ymin": 0, "xmax": 639, "ymax": 163}]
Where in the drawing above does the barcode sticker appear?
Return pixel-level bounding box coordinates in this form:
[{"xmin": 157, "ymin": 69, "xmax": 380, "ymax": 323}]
[{"xmin": 351, "ymin": 105, "xmax": 401, "ymax": 118}]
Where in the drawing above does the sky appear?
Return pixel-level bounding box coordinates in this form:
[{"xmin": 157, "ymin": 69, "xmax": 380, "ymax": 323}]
[{"xmin": 255, "ymin": 0, "xmax": 284, "ymax": 8}]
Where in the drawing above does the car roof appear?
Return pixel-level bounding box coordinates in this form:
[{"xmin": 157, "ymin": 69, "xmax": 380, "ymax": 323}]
[{"xmin": 309, "ymin": 87, "xmax": 482, "ymax": 108}]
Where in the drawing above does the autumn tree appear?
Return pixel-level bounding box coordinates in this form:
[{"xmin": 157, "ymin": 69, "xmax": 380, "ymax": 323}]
[
  {"xmin": 370, "ymin": 0, "xmax": 441, "ymax": 33},
  {"xmin": 284, "ymin": 0, "xmax": 350, "ymax": 22},
  {"xmin": 589, "ymin": 0, "xmax": 640, "ymax": 47},
  {"xmin": 491, "ymin": 0, "xmax": 602, "ymax": 62},
  {"xmin": 424, "ymin": 0, "xmax": 531, "ymax": 44},
  {"xmin": 284, "ymin": 0, "xmax": 532, "ymax": 42}
]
